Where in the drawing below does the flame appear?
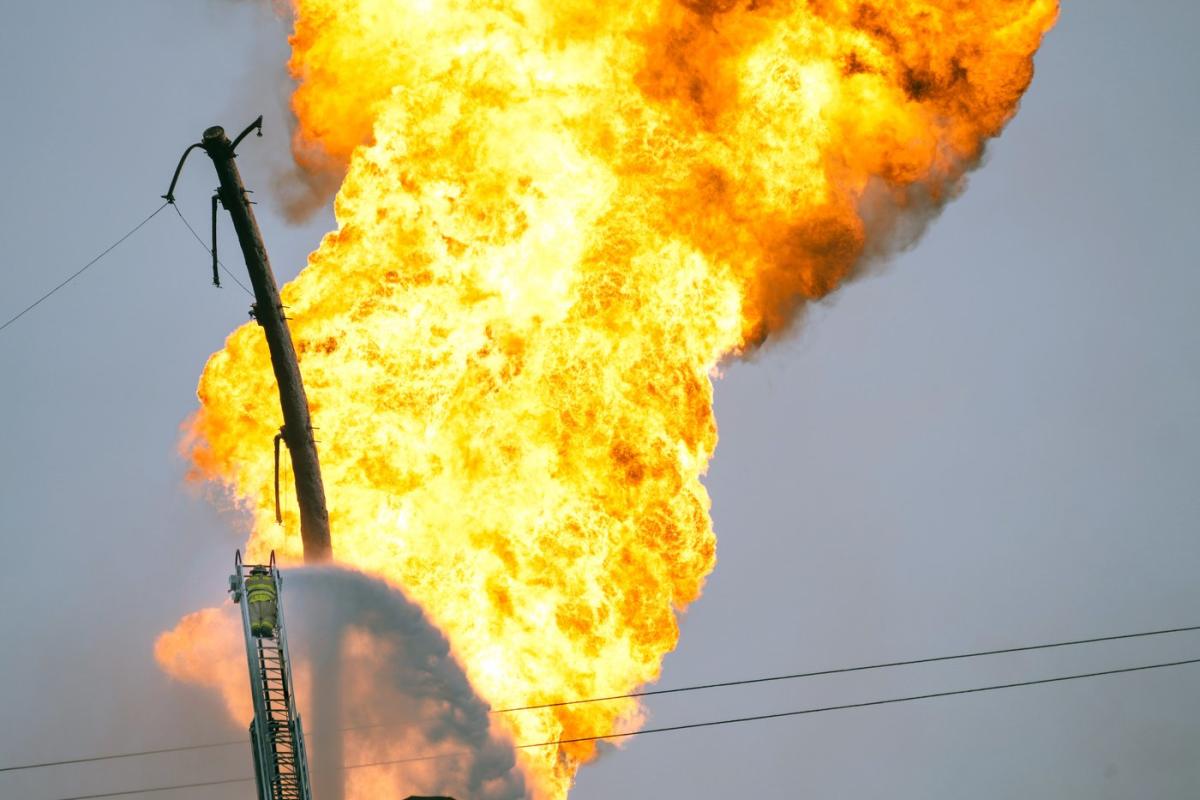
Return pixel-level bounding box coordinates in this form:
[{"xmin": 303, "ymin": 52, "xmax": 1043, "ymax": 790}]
[
  {"xmin": 170, "ymin": 1, "xmax": 1057, "ymax": 796},
  {"xmin": 155, "ymin": 606, "xmax": 248, "ymax": 721}
]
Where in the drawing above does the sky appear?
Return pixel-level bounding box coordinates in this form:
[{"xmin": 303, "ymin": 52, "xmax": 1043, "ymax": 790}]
[{"xmin": 1, "ymin": 2, "xmax": 1198, "ymax": 799}]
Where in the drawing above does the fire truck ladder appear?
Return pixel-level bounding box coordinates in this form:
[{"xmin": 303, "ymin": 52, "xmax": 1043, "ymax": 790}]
[{"xmin": 230, "ymin": 550, "xmax": 314, "ymax": 800}]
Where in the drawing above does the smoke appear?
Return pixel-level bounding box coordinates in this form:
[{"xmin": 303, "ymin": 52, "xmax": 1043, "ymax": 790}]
[
  {"xmin": 223, "ymin": 0, "xmax": 1021, "ymax": 328},
  {"xmin": 214, "ymin": 0, "xmax": 346, "ymax": 222},
  {"xmin": 624, "ymin": 2, "xmax": 1037, "ymax": 347},
  {"xmin": 177, "ymin": 1, "xmax": 1057, "ymax": 794},
  {"xmin": 273, "ymin": 141, "xmax": 344, "ymax": 223},
  {"xmin": 289, "ymin": 567, "xmax": 527, "ymax": 800},
  {"xmin": 156, "ymin": 567, "xmax": 527, "ymax": 799}
]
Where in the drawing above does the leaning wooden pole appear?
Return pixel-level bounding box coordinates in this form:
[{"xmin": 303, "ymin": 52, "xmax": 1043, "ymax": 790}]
[{"xmin": 201, "ymin": 122, "xmax": 333, "ymax": 562}]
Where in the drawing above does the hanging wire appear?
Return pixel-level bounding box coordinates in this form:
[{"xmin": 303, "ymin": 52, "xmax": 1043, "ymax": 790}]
[
  {"xmin": 6, "ymin": 621, "xmax": 1198, "ymax": 776},
  {"xmin": 0, "ymin": 202, "xmax": 170, "ymax": 333},
  {"xmin": 170, "ymin": 203, "xmax": 254, "ymax": 297},
  {"xmin": 42, "ymin": 655, "xmax": 1200, "ymax": 800}
]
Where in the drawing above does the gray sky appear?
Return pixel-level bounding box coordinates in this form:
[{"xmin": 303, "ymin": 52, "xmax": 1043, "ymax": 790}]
[{"xmin": 2, "ymin": 2, "xmax": 1198, "ymax": 799}]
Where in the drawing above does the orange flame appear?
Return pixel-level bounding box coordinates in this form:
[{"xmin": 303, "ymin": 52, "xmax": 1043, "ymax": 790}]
[
  {"xmin": 172, "ymin": 1, "xmax": 1056, "ymax": 796},
  {"xmin": 155, "ymin": 606, "xmax": 248, "ymax": 721}
]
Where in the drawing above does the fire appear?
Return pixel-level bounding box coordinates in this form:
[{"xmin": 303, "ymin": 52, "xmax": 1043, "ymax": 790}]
[
  {"xmin": 155, "ymin": 606, "xmax": 248, "ymax": 721},
  {"xmin": 168, "ymin": 1, "xmax": 1057, "ymax": 796}
]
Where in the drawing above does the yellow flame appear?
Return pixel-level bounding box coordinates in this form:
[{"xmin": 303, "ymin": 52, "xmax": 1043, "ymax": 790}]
[{"xmin": 169, "ymin": 1, "xmax": 1057, "ymax": 796}]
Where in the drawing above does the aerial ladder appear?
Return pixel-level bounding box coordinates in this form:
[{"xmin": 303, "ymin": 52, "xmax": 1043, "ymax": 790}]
[{"xmin": 230, "ymin": 551, "xmax": 314, "ymax": 800}]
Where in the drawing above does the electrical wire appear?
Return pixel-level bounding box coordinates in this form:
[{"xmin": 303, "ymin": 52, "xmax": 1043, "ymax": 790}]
[
  {"xmin": 170, "ymin": 204, "xmax": 255, "ymax": 297},
  {"xmin": 519, "ymin": 655, "xmax": 1200, "ymax": 750},
  {"xmin": 0, "ymin": 739, "xmax": 247, "ymax": 775},
  {"xmin": 50, "ymin": 775, "xmax": 251, "ymax": 800},
  {"xmin": 43, "ymin": 655, "xmax": 1200, "ymax": 800},
  {"xmin": 5, "ymin": 621, "xmax": 1198, "ymax": 775},
  {"xmin": 494, "ymin": 622, "xmax": 1200, "ymax": 713},
  {"xmin": 0, "ymin": 203, "xmax": 169, "ymax": 333}
]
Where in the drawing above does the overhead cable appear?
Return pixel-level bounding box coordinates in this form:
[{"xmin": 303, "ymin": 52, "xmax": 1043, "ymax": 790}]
[
  {"xmin": 342, "ymin": 655, "xmax": 1200, "ymax": 770},
  {"xmin": 50, "ymin": 775, "xmax": 251, "ymax": 800},
  {"xmin": 496, "ymin": 622, "xmax": 1200, "ymax": 713},
  {"xmin": 40, "ymin": 655, "xmax": 1200, "ymax": 800},
  {"xmin": 519, "ymin": 655, "xmax": 1200, "ymax": 750},
  {"xmin": 0, "ymin": 202, "xmax": 169, "ymax": 333},
  {"xmin": 8, "ymin": 621, "xmax": 1199, "ymax": 776},
  {"xmin": 0, "ymin": 738, "xmax": 247, "ymax": 775},
  {"xmin": 171, "ymin": 204, "xmax": 254, "ymax": 297}
]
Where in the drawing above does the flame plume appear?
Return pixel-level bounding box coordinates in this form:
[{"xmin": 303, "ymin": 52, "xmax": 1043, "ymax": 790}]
[{"xmin": 172, "ymin": 1, "xmax": 1056, "ymax": 796}]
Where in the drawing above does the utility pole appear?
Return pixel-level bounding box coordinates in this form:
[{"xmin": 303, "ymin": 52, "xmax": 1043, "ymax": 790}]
[
  {"xmin": 201, "ymin": 121, "xmax": 333, "ymax": 562},
  {"xmin": 166, "ymin": 117, "xmax": 333, "ymax": 562}
]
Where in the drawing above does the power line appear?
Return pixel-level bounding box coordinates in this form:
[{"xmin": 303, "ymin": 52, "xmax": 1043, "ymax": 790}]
[
  {"xmin": 519, "ymin": 655, "xmax": 1200, "ymax": 750},
  {"xmin": 6, "ymin": 621, "xmax": 1198, "ymax": 776},
  {"xmin": 347, "ymin": 656, "xmax": 1200, "ymax": 767},
  {"xmin": 44, "ymin": 655, "xmax": 1200, "ymax": 800},
  {"xmin": 170, "ymin": 203, "xmax": 255, "ymax": 297},
  {"xmin": 0, "ymin": 738, "xmax": 246, "ymax": 774},
  {"xmin": 47, "ymin": 747, "xmax": 487, "ymax": 800},
  {"xmin": 0, "ymin": 202, "xmax": 169, "ymax": 333},
  {"xmin": 495, "ymin": 622, "xmax": 1200, "ymax": 713},
  {"xmin": 51, "ymin": 775, "xmax": 251, "ymax": 800}
]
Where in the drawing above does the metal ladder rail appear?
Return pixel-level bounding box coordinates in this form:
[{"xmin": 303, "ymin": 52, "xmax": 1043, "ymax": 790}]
[
  {"xmin": 256, "ymin": 633, "xmax": 303, "ymax": 797},
  {"xmin": 235, "ymin": 551, "xmax": 313, "ymax": 800}
]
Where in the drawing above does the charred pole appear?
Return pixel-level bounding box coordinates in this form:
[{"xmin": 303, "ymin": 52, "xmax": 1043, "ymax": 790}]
[{"xmin": 169, "ymin": 118, "xmax": 333, "ymax": 562}]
